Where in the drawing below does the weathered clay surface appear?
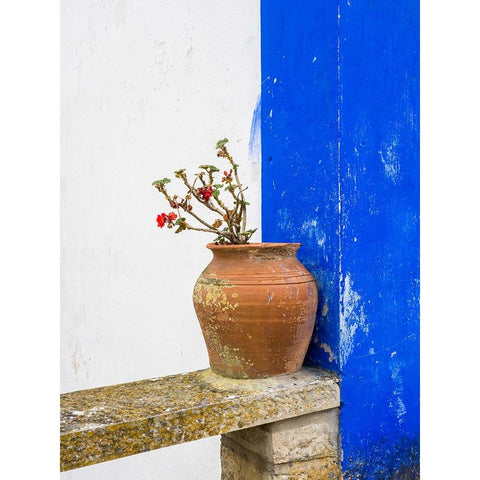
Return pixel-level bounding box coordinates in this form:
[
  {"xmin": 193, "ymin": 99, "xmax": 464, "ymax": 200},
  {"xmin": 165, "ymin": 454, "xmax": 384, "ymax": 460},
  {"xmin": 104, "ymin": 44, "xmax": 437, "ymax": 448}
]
[
  {"xmin": 193, "ymin": 243, "xmax": 318, "ymax": 378},
  {"xmin": 60, "ymin": 367, "xmax": 339, "ymax": 471}
]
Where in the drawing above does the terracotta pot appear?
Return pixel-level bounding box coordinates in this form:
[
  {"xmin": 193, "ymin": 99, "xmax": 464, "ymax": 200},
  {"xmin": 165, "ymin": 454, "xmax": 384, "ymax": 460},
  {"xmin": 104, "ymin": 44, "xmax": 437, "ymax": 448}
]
[{"xmin": 193, "ymin": 243, "xmax": 318, "ymax": 378}]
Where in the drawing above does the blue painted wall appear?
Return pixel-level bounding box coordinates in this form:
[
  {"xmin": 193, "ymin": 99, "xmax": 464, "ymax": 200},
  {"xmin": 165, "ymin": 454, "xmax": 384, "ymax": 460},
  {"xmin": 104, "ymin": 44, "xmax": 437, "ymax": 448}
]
[{"xmin": 261, "ymin": 1, "xmax": 419, "ymax": 478}]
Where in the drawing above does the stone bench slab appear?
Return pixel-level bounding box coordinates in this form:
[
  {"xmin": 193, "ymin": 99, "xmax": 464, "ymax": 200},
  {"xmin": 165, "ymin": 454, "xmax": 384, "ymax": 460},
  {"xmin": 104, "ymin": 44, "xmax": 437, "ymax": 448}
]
[{"xmin": 60, "ymin": 367, "xmax": 340, "ymax": 471}]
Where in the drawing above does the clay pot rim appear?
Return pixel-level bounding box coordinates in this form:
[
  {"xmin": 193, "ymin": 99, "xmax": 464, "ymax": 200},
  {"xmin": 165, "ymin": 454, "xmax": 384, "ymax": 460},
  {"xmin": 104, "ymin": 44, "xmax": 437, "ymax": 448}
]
[{"xmin": 206, "ymin": 242, "xmax": 301, "ymax": 250}]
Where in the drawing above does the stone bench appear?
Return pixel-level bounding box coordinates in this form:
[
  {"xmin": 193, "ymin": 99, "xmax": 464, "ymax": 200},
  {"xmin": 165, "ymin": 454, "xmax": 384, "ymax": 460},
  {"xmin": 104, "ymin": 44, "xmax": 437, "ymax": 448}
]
[{"xmin": 60, "ymin": 367, "xmax": 341, "ymax": 479}]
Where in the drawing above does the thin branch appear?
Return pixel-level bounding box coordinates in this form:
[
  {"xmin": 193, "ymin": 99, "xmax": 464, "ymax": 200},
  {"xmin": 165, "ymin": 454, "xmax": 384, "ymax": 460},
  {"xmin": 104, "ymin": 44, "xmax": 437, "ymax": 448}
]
[{"xmin": 186, "ymin": 225, "xmax": 224, "ymax": 235}]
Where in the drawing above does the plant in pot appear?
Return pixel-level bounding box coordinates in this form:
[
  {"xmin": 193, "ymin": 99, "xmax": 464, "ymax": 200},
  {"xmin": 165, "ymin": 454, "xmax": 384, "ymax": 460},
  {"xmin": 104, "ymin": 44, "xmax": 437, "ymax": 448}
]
[{"xmin": 152, "ymin": 138, "xmax": 318, "ymax": 379}]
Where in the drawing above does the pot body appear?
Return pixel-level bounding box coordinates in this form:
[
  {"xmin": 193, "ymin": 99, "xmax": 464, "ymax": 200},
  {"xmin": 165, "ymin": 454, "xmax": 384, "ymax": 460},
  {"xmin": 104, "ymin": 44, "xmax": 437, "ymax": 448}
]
[{"xmin": 193, "ymin": 243, "xmax": 318, "ymax": 378}]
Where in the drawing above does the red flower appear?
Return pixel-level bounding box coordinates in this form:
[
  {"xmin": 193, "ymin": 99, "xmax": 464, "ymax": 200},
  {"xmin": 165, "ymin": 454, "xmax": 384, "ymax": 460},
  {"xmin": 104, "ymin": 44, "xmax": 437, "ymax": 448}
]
[
  {"xmin": 198, "ymin": 186, "xmax": 214, "ymax": 201},
  {"xmin": 156, "ymin": 212, "xmax": 177, "ymax": 228},
  {"xmin": 222, "ymin": 169, "xmax": 233, "ymax": 184},
  {"xmin": 156, "ymin": 213, "xmax": 167, "ymax": 228},
  {"xmin": 203, "ymin": 189, "xmax": 212, "ymax": 201}
]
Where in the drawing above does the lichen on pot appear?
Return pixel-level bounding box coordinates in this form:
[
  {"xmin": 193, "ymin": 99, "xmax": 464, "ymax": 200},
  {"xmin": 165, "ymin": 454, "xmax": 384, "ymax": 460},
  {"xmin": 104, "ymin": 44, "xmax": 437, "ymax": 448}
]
[{"xmin": 193, "ymin": 243, "xmax": 318, "ymax": 379}]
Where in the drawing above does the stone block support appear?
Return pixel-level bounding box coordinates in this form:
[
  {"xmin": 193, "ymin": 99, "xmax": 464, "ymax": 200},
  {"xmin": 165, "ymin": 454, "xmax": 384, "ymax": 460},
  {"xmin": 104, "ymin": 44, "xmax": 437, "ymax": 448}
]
[{"xmin": 221, "ymin": 408, "xmax": 341, "ymax": 480}]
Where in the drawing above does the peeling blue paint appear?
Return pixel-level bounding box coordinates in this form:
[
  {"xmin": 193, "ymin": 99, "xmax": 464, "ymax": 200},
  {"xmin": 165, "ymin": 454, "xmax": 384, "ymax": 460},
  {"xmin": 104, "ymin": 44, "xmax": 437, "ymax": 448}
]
[{"xmin": 261, "ymin": 0, "xmax": 419, "ymax": 477}]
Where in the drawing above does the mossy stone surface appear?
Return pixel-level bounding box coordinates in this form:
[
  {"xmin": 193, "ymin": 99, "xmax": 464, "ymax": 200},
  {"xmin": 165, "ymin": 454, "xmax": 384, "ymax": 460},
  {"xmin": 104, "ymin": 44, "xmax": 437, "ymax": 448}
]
[{"xmin": 60, "ymin": 367, "xmax": 339, "ymax": 471}]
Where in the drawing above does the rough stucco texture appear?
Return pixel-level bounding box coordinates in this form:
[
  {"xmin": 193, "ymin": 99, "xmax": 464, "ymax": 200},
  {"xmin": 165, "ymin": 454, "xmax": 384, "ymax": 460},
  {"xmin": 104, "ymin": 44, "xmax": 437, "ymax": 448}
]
[{"xmin": 61, "ymin": 1, "xmax": 260, "ymax": 479}]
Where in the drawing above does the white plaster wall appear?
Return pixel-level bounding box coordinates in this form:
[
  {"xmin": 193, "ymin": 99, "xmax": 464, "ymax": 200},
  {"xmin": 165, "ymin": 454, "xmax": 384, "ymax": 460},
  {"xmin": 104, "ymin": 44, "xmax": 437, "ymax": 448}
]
[{"xmin": 60, "ymin": 1, "xmax": 260, "ymax": 478}]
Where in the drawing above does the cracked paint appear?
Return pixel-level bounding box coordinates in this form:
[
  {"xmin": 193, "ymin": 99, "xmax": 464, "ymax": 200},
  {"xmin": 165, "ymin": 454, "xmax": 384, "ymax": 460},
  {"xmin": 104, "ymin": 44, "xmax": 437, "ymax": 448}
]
[
  {"xmin": 378, "ymin": 132, "xmax": 402, "ymax": 183},
  {"xmin": 319, "ymin": 342, "xmax": 336, "ymax": 363},
  {"xmin": 339, "ymin": 273, "xmax": 367, "ymax": 368},
  {"xmin": 390, "ymin": 356, "xmax": 407, "ymax": 424}
]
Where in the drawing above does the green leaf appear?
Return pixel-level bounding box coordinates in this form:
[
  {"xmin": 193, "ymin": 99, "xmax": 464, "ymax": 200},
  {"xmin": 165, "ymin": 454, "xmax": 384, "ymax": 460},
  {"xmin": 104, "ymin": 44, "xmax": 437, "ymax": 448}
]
[
  {"xmin": 241, "ymin": 229, "xmax": 257, "ymax": 235},
  {"xmin": 152, "ymin": 178, "xmax": 171, "ymax": 186},
  {"xmin": 213, "ymin": 235, "xmax": 227, "ymax": 244},
  {"xmin": 174, "ymin": 218, "xmax": 187, "ymax": 233},
  {"xmin": 215, "ymin": 138, "xmax": 229, "ymax": 149},
  {"xmin": 198, "ymin": 164, "xmax": 220, "ymax": 172}
]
